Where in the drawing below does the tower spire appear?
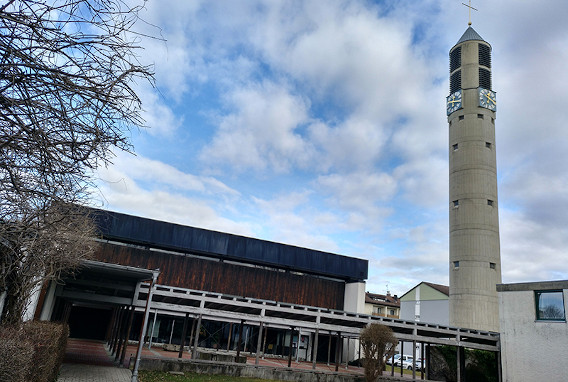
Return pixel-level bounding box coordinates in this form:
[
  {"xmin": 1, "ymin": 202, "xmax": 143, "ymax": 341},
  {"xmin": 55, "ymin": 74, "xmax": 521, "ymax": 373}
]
[{"xmin": 462, "ymin": 0, "xmax": 478, "ymax": 26}]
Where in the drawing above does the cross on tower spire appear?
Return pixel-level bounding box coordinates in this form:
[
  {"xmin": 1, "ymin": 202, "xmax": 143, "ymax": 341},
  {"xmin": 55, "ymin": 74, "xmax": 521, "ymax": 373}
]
[{"xmin": 462, "ymin": 0, "xmax": 478, "ymax": 26}]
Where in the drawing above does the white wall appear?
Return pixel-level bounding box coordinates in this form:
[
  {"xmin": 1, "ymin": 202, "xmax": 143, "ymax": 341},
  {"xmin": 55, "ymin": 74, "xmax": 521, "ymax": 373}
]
[
  {"xmin": 499, "ymin": 287, "xmax": 568, "ymax": 382},
  {"xmin": 343, "ymin": 281, "xmax": 365, "ymax": 362},
  {"xmin": 343, "ymin": 281, "xmax": 365, "ymax": 314}
]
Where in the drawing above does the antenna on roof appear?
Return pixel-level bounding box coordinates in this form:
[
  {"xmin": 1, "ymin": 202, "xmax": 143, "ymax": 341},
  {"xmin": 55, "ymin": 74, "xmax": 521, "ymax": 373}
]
[
  {"xmin": 386, "ymin": 282, "xmax": 390, "ymax": 296},
  {"xmin": 462, "ymin": 0, "xmax": 478, "ymax": 26}
]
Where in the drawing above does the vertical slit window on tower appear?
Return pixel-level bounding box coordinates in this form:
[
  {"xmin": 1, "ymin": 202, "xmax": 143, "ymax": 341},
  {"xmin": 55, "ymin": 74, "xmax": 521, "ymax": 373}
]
[
  {"xmin": 490, "ymin": 262, "xmax": 496, "ymax": 269},
  {"xmin": 459, "ymin": 115, "xmax": 464, "ymax": 121},
  {"xmin": 453, "ymin": 261, "xmax": 460, "ymax": 269},
  {"xmin": 487, "ymin": 200, "xmax": 494, "ymax": 206},
  {"xmin": 486, "ymin": 142, "xmax": 492, "ymax": 149},
  {"xmin": 453, "ymin": 200, "xmax": 459, "ymax": 208},
  {"xmin": 450, "ymin": 70, "xmax": 462, "ymax": 93},
  {"xmin": 478, "ymin": 114, "xmax": 484, "ymax": 119},
  {"xmin": 453, "ymin": 143, "xmax": 458, "ymax": 151}
]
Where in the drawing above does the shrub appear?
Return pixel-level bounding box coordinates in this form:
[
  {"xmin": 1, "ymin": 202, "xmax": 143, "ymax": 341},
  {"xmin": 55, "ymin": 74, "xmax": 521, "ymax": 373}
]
[
  {"xmin": 0, "ymin": 326, "xmax": 34, "ymax": 382},
  {"xmin": 429, "ymin": 345, "xmax": 498, "ymax": 382},
  {"xmin": 360, "ymin": 324, "xmax": 397, "ymax": 382},
  {"xmin": 0, "ymin": 321, "xmax": 68, "ymax": 382}
]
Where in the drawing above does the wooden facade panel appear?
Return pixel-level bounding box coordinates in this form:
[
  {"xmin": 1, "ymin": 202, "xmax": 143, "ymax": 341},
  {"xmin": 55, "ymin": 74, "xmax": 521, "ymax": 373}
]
[{"xmin": 93, "ymin": 242, "xmax": 345, "ymax": 310}]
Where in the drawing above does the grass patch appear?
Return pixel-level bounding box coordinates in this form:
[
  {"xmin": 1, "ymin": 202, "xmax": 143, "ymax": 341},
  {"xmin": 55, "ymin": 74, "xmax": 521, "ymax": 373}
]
[
  {"xmin": 139, "ymin": 371, "xmax": 274, "ymax": 382},
  {"xmin": 384, "ymin": 365, "xmax": 425, "ymax": 376}
]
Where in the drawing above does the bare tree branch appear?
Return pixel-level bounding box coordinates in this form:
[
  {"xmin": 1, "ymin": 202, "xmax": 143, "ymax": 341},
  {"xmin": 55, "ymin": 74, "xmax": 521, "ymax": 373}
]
[{"xmin": 0, "ymin": 0, "xmax": 156, "ymax": 324}]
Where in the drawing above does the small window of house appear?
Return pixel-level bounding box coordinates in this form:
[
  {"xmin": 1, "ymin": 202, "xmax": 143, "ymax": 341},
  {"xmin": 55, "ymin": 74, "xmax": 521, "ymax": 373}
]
[{"xmin": 535, "ymin": 291, "xmax": 566, "ymax": 321}]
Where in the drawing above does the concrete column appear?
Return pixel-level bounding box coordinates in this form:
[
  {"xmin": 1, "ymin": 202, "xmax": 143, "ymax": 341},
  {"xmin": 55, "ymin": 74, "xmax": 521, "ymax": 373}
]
[
  {"xmin": 287, "ymin": 327, "xmax": 295, "ymax": 368},
  {"xmin": 112, "ymin": 306, "xmax": 125, "ymax": 355},
  {"xmin": 178, "ymin": 313, "xmax": 190, "ymax": 359},
  {"xmin": 262, "ymin": 325, "xmax": 268, "ymax": 359},
  {"xmin": 327, "ymin": 332, "xmax": 332, "ymax": 366},
  {"xmin": 334, "ymin": 332, "xmax": 341, "ymax": 372},
  {"xmin": 119, "ymin": 306, "xmax": 135, "ymax": 365},
  {"xmin": 193, "ymin": 314, "xmax": 203, "ymax": 359},
  {"xmin": 39, "ymin": 281, "xmax": 57, "ymax": 321},
  {"xmin": 312, "ymin": 328, "xmax": 319, "ymax": 370},
  {"xmin": 255, "ymin": 322, "xmax": 264, "ymax": 365}
]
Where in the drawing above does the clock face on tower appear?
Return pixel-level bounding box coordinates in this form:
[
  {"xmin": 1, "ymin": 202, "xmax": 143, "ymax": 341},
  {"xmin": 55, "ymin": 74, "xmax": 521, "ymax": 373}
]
[
  {"xmin": 478, "ymin": 87, "xmax": 497, "ymax": 111},
  {"xmin": 446, "ymin": 89, "xmax": 462, "ymax": 115}
]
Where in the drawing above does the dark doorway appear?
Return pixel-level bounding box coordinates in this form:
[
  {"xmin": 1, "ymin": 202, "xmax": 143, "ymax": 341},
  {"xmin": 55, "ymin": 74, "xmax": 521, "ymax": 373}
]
[{"xmin": 68, "ymin": 306, "xmax": 112, "ymax": 340}]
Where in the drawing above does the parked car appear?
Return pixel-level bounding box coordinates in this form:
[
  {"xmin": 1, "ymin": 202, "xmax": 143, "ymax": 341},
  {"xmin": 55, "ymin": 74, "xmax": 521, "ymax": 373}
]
[
  {"xmin": 393, "ymin": 355, "xmax": 414, "ymax": 369},
  {"xmin": 386, "ymin": 354, "xmax": 400, "ymax": 365}
]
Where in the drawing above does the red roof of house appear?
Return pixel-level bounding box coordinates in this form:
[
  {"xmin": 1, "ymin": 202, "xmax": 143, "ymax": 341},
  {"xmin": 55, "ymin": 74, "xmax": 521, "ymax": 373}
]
[{"xmin": 365, "ymin": 292, "xmax": 400, "ymax": 308}]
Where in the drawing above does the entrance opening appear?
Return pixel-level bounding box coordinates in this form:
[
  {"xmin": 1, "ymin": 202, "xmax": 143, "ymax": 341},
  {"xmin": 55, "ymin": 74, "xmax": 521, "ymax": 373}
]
[{"xmin": 68, "ymin": 306, "xmax": 112, "ymax": 340}]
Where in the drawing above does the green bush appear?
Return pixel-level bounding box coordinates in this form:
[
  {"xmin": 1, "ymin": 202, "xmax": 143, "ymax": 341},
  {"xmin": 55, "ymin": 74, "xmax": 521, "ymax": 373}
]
[
  {"xmin": 0, "ymin": 321, "xmax": 68, "ymax": 382},
  {"xmin": 429, "ymin": 345, "xmax": 498, "ymax": 382}
]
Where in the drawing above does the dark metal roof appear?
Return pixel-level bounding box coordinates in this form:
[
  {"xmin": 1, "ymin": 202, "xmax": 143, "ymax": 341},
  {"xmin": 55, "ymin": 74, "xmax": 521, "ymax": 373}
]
[
  {"xmin": 90, "ymin": 208, "xmax": 368, "ymax": 282},
  {"xmin": 455, "ymin": 26, "xmax": 486, "ymax": 45}
]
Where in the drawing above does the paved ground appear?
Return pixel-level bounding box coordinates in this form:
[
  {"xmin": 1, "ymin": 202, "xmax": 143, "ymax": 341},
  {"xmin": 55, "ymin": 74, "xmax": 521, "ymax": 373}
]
[
  {"xmin": 57, "ymin": 364, "xmax": 132, "ymax": 382},
  {"xmin": 57, "ymin": 339, "xmax": 131, "ymax": 382},
  {"xmin": 58, "ymin": 338, "xmax": 421, "ymax": 381}
]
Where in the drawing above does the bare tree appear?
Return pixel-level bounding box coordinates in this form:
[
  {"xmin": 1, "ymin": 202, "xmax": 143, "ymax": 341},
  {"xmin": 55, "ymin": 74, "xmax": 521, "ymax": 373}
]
[
  {"xmin": 0, "ymin": 0, "xmax": 154, "ymax": 324},
  {"xmin": 360, "ymin": 323, "xmax": 397, "ymax": 382}
]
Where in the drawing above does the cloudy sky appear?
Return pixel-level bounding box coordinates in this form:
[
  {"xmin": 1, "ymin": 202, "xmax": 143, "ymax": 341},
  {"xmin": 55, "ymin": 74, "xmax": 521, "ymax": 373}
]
[{"xmin": 94, "ymin": 0, "xmax": 568, "ymax": 296}]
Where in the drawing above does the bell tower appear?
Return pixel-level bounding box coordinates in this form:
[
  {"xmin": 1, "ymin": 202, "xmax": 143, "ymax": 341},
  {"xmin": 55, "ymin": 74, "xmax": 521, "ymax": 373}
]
[{"xmin": 446, "ymin": 26, "xmax": 501, "ymax": 332}]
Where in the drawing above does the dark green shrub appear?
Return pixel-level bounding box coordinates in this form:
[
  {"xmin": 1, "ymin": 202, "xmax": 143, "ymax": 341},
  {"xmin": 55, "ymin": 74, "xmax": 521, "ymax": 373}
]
[{"xmin": 429, "ymin": 345, "xmax": 498, "ymax": 382}]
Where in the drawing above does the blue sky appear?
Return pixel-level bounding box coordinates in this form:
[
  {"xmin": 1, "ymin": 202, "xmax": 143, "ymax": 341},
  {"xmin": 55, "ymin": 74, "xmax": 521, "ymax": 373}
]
[{"xmin": 94, "ymin": 0, "xmax": 568, "ymax": 296}]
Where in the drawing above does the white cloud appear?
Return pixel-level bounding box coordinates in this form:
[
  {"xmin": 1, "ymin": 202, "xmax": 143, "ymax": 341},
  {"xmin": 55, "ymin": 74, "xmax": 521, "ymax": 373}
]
[
  {"xmin": 200, "ymin": 81, "xmax": 316, "ymax": 173},
  {"xmin": 94, "ymin": 152, "xmax": 248, "ymax": 234},
  {"xmin": 91, "ymin": 0, "xmax": 568, "ymax": 298}
]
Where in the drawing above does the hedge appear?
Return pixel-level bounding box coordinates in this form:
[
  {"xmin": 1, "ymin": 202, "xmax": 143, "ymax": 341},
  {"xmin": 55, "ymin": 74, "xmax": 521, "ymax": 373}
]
[{"xmin": 0, "ymin": 321, "xmax": 69, "ymax": 382}]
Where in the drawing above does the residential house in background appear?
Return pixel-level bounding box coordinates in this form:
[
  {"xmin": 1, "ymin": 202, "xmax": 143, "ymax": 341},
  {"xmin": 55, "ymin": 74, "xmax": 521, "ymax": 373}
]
[
  {"xmin": 400, "ymin": 282, "xmax": 449, "ymax": 325},
  {"xmin": 364, "ymin": 291, "xmax": 400, "ymax": 319}
]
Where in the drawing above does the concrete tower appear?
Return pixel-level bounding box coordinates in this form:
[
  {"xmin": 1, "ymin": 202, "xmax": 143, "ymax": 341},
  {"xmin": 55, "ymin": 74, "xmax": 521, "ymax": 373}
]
[{"xmin": 446, "ymin": 26, "xmax": 502, "ymax": 332}]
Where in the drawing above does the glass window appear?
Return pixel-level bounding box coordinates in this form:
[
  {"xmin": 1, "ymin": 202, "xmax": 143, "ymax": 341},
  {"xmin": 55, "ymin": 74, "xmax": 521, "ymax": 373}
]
[{"xmin": 535, "ymin": 291, "xmax": 565, "ymax": 321}]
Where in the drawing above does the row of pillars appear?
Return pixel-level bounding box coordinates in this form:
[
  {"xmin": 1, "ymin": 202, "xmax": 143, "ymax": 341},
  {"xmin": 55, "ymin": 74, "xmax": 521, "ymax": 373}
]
[
  {"xmin": 387, "ymin": 340, "xmax": 429, "ymax": 380},
  {"xmin": 107, "ymin": 309, "xmax": 349, "ymax": 371},
  {"xmin": 105, "ymin": 305, "xmax": 136, "ymax": 366},
  {"xmin": 107, "ymin": 309, "xmax": 480, "ymax": 382}
]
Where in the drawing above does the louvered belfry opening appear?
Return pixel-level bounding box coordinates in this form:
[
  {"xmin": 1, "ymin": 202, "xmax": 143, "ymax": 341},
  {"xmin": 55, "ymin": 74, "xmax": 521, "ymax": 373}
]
[
  {"xmin": 478, "ymin": 43, "xmax": 492, "ymax": 90},
  {"xmin": 449, "ymin": 46, "xmax": 461, "ymax": 93}
]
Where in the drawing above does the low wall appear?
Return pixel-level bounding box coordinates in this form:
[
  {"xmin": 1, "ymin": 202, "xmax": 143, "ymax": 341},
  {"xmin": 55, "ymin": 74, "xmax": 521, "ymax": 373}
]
[{"xmin": 135, "ymin": 357, "xmax": 429, "ymax": 382}]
